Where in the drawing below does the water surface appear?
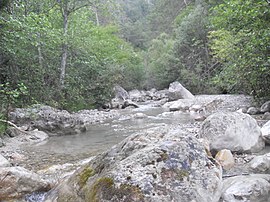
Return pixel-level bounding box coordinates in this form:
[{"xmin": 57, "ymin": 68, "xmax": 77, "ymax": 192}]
[{"xmin": 21, "ymin": 105, "xmax": 193, "ymax": 170}]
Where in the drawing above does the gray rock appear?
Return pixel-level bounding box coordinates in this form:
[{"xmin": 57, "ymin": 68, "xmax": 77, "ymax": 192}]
[
  {"xmin": 46, "ymin": 126, "xmax": 222, "ymax": 202},
  {"xmin": 133, "ymin": 112, "xmax": 147, "ymax": 119},
  {"xmin": 215, "ymin": 149, "xmax": 234, "ymax": 170},
  {"xmin": 263, "ymin": 112, "xmax": 270, "ymax": 120},
  {"xmin": 0, "ymin": 166, "xmax": 50, "ymax": 200},
  {"xmin": 220, "ymin": 174, "xmax": 270, "ymax": 202},
  {"xmin": 0, "ymin": 154, "xmax": 11, "ymax": 167},
  {"xmin": 247, "ymin": 107, "xmax": 260, "ymax": 115},
  {"xmin": 123, "ymin": 100, "xmax": 139, "ymax": 109},
  {"xmin": 199, "ymin": 112, "xmax": 265, "ymax": 153},
  {"xmin": 189, "ymin": 104, "xmax": 203, "ymax": 112},
  {"xmin": 28, "ymin": 130, "xmax": 49, "ymax": 142},
  {"xmin": 262, "ymin": 121, "xmax": 270, "ymax": 144},
  {"xmin": 154, "ymin": 89, "xmax": 170, "ymax": 101},
  {"xmin": 261, "ymin": 101, "xmax": 270, "ymax": 113},
  {"xmin": 9, "ymin": 105, "xmax": 117, "ymax": 136},
  {"xmin": 168, "ymin": 81, "xmax": 195, "ymax": 101},
  {"xmin": 129, "ymin": 89, "xmax": 146, "ymax": 102},
  {"xmin": 114, "ymin": 85, "xmax": 130, "ymax": 100},
  {"xmin": 168, "ymin": 99, "xmax": 194, "ymax": 112},
  {"xmin": 194, "ymin": 114, "xmax": 206, "ymax": 122},
  {"xmin": 249, "ymin": 153, "xmax": 270, "ymax": 173}
]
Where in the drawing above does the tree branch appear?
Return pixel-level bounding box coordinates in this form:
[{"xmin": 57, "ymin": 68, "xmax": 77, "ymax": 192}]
[{"xmin": 0, "ymin": 119, "xmax": 28, "ymax": 134}]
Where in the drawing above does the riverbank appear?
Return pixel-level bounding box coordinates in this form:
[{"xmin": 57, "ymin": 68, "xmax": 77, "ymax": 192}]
[{"xmin": 1, "ymin": 93, "xmax": 270, "ymax": 201}]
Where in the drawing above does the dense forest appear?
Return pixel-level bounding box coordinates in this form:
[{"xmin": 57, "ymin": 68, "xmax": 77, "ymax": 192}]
[{"xmin": 0, "ymin": 0, "xmax": 269, "ymax": 120}]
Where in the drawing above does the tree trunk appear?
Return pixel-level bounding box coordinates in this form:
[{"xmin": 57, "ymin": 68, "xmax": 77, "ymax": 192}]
[
  {"xmin": 183, "ymin": 0, "xmax": 187, "ymax": 6},
  {"xmin": 94, "ymin": 7, "xmax": 100, "ymax": 26},
  {"xmin": 37, "ymin": 33, "xmax": 43, "ymax": 69},
  {"xmin": 59, "ymin": 10, "xmax": 69, "ymax": 89}
]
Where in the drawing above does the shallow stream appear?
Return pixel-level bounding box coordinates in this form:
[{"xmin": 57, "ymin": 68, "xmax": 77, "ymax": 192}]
[{"xmin": 21, "ymin": 105, "xmax": 194, "ymax": 171}]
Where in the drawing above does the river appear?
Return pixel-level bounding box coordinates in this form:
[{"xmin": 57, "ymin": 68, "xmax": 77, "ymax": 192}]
[{"xmin": 20, "ymin": 104, "xmax": 194, "ymax": 172}]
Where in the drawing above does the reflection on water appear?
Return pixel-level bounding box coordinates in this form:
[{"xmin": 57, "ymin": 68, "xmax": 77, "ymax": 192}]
[{"xmin": 21, "ymin": 106, "xmax": 193, "ymax": 170}]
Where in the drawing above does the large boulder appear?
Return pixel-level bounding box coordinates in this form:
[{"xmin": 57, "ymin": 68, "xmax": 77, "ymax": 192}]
[
  {"xmin": 199, "ymin": 112, "xmax": 265, "ymax": 153},
  {"xmin": 219, "ymin": 174, "xmax": 270, "ymax": 202},
  {"xmin": 168, "ymin": 81, "xmax": 194, "ymax": 101},
  {"xmin": 46, "ymin": 126, "xmax": 222, "ymax": 202},
  {"xmin": 262, "ymin": 120, "xmax": 270, "ymax": 144},
  {"xmin": 0, "ymin": 166, "xmax": 50, "ymax": 200}
]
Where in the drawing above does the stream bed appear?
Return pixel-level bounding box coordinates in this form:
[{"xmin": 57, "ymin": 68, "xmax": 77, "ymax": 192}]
[{"xmin": 20, "ymin": 105, "xmax": 194, "ymax": 172}]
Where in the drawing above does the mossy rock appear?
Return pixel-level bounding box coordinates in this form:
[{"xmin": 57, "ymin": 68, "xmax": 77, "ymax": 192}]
[
  {"xmin": 85, "ymin": 177, "xmax": 114, "ymax": 202},
  {"xmin": 78, "ymin": 166, "xmax": 95, "ymax": 188},
  {"xmin": 85, "ymin": 177, "xmax": 144, "ymax": 202}
]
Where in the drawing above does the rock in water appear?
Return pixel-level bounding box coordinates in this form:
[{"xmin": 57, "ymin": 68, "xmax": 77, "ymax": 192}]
[
  {"xmin": 46, "ymin": 126, "xmax": 222, "ymax": 202},
  {"xmin": 262, "ymin": 120, "xmax": 270, "ymax": 144},
  {"xmin": 168, "ymin": 99, "xmax": 194, "ymax": 112},
  {"xmin": 0, "ymin": 166, "xmax": 50, "ymax": 200},
  {"xmin": 220, "ymin": 174, "xmax": 270, "ymax": 202},
  {"xmin": 168, "ymin": 81, "xmax": 195, "ymax": 101},
  {"xmin": 199, "ymin": 112, "xmax": 265, "ymax": 153}
]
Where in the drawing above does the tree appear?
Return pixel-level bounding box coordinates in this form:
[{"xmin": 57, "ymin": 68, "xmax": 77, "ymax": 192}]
[
  {"xmin": 209, "ymin": 0, "xmax": 270, "ymax": 98},
  {"xmin": 56, "ymin": 0, "xmax": 100, "ymax": 89}
]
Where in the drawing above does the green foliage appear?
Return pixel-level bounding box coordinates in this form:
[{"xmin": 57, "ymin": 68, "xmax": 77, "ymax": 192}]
[
  {"xmin": 144, "ymin": 33, "xmax": 178, "ymax": 89},
  {"xmin": 0, "ymin": 82, "xmax": 28, "ymax": 135},
  {"xmin": 209, "ymin": 0, "xmax": 270, "ymax": 98},
  {"xmin": 0, "ymin": 114, "xmax": 6, "ymax": 135},
  {"xmin": 0, "ymin": 0, "xmax": 142, "ymax": 111},
  {"xmin": 62, "ymin": 8, "xmax": 143, "ymax": 109},
  {"xmin": 144, "ymin": 1, "xmax": 218, "ymax": 93},
  {"xmin": 0, "ymin": 0, "xmax": 9, "ymax": 10},
  {"xmin": 1, "ymin": 0, "xmax": 268, "ymax": 112}
]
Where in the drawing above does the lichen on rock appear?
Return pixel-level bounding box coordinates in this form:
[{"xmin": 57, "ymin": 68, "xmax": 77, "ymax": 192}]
[{"xmin": 46, "ymin": 125, "xmax": 223, "ymax": 202}]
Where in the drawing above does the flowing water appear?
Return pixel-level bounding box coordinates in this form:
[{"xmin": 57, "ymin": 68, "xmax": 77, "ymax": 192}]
[
  {"xmin": 21, "ymin": 105, "xmax": 194, "ymax": 171},
  {"xmin": 18, "ymin": 104, "xmax": 195, "ymax": 202}
]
